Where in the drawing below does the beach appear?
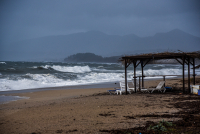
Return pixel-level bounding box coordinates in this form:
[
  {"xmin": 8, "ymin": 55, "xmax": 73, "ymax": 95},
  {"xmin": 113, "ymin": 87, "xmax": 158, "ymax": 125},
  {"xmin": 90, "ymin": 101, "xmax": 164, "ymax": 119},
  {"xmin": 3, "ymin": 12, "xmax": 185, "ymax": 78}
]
[{"xmin": 0, "ymin": 77, "xmax": 200, "ymax": 134}]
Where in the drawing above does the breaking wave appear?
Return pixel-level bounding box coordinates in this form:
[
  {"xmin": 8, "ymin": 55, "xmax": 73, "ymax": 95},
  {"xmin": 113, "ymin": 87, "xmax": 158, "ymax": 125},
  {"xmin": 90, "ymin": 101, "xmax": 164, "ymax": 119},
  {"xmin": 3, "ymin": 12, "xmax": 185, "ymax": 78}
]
[
  {"xmin": 1, "ymin": 61, "xmax": 199, "ymax": 92},
  {"xmin": 30, "ymin": 65, "xmax": 91, "ymax": 73},
  {"xmin": 51, "ymin": 65, "xmax": 91, "ymax": 73},
  {"xmin": 0, "ymin": 62, "xmax": 6, "ymax": 64}
]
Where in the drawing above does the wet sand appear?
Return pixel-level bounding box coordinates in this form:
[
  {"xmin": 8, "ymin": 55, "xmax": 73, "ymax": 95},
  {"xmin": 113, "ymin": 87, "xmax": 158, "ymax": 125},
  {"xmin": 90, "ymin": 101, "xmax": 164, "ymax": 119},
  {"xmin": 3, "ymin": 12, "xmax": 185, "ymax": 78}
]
[{"xmin": 0, "ymin": 77, "xmax": 200, "ymax": 134}]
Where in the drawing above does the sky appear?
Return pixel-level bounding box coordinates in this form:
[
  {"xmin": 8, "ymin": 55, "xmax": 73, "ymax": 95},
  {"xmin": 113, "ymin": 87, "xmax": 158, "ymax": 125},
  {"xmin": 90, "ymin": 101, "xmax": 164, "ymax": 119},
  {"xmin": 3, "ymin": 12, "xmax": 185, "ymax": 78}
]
[{"xmin": 0, "ymin": 0, "xmax": 200, "ymax": 44}]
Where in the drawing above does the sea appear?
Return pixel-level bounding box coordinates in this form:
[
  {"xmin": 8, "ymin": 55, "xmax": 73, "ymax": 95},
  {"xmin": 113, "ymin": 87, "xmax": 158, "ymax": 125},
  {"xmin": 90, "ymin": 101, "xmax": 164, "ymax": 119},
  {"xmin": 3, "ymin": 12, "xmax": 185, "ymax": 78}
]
[{"xmin": 1, "ymin": 61, "xmax": 200, "ymax": 92}]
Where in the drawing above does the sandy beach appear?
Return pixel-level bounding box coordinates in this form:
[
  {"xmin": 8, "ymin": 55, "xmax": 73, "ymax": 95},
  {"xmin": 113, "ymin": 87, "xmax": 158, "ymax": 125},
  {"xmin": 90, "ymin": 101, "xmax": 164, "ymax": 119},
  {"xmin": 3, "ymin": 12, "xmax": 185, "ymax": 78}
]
[{"xmin": 0, "ymin": 77, "xmax": 200, "ymax": 134}]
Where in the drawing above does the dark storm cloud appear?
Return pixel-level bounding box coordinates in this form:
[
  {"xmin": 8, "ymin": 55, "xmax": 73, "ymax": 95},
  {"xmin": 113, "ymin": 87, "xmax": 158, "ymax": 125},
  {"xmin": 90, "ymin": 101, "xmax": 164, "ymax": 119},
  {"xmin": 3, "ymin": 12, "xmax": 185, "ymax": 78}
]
[{"xmin": 0, "ymin": 0, "xmax": 200, "ymax": 44}]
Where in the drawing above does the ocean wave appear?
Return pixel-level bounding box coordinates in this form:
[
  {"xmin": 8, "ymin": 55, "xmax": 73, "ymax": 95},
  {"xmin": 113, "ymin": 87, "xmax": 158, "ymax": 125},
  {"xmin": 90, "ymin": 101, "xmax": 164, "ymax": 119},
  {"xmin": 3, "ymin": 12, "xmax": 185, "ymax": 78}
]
[
  {"xmin": 93, "ymin": 68, "xmax": 124, "ymax": 73},
  {"xmin": 0, "ymin": 62, "xmax": 6, "ymax": 64},
  {"xmin": 153, "ymin": 64, "xmax": 165, "ymax": 67},
  {"xmin": 51, "ymin": 65, "xmax": 91, "ymax": 73},
  {"xmin": 29, "ymin": 65, "xmax": 91, "ymax": 73},
  {"xmin": 0, "ymin": 72, "xmax": 128, "ymax": 91},
  {"xmin": 29, "ymin": 65, "xmax": 51, "ymax": 69},
  {"xmin": 0, "ymin": 67, "xmax": 189, "ymax": 92},
  {"xmin": 0, "ymin": 74, "xmax": 68, "ymax": 91},
  {"xmin": 0, "ymin": 62, "xmax": 194, "ymax": 92},
  {"xmin": 97, "ymin": 66, "xmax": 104, "ymax": 68},
  {"xmin": 6, "ymin": 68, "xmax": 16, "ymax": 70},
  {"xmin": 133, "ymin": 68, "xmax": 182, "ymax": 76},
  {"xmin": 77, "ymin": 72, "xmax": 125, "ymax": 83},
  {"xmin": 146, "ymin": 68, "xmax": 181, "ymax": 75}
]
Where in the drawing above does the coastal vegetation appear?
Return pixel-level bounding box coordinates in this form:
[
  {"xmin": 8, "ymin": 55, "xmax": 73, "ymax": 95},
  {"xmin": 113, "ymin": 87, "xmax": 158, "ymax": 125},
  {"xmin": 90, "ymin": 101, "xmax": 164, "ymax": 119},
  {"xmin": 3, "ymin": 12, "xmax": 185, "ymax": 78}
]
[{"xmin": 64, "ymin": 53, "xmax": 121, "ymax": 63}]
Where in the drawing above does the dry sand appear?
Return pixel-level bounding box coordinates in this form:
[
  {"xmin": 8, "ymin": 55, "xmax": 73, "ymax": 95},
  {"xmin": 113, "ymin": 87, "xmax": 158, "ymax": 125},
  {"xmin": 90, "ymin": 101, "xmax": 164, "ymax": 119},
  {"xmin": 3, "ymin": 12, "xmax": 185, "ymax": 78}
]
[{"xmin": 0, "ymin": 77, "xmax": 200, "ymax": 134}]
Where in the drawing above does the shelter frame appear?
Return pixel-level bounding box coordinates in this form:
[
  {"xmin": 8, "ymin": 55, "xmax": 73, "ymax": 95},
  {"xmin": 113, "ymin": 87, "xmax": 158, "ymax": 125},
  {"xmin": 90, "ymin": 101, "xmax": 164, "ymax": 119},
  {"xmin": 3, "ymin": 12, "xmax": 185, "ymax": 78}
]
[{"xmin": 121, "ymin": 52, "xmax": 200, "ymax": 94}]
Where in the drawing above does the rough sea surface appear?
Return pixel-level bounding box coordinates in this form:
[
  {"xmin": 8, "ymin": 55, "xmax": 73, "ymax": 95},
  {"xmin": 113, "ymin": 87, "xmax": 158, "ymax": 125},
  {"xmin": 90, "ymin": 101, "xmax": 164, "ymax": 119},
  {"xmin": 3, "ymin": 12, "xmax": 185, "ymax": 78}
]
[{"xmin": 0, "ymin": 61, "xmax": 199, "ymax": 92}]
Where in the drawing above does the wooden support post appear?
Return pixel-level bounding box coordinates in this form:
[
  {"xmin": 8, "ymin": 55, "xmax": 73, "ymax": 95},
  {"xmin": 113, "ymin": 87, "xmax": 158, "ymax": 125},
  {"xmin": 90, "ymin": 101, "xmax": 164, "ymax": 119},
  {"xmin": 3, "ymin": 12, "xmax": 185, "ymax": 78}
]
[
  {"xmin": 139, "ymin": 76, "xmax": 141, "ymax": 92},
  {"xmin": 141, "ymin": 60, "xmax": 144, "ymax": 88},
  {"xmin": 163, "ymin": 76, "xmax": 165, "ymax": 87},
  {"xmin": 125, "ymin": 59, "xmax": 127, "ymax": 95},
  {"xmin": 193, "ymin": 58, "xmax": 195, "ymax": 85},
  {"xmin": 133, "ymin": 61, "xmax": 137, "ymax": 93},
  {"xmin": 188, "ymin": 57, "xmax": 190, "ymax": 93},
  {"xmin": 182, "ymin": 56, "xmax": 185, "ymax": 93}
]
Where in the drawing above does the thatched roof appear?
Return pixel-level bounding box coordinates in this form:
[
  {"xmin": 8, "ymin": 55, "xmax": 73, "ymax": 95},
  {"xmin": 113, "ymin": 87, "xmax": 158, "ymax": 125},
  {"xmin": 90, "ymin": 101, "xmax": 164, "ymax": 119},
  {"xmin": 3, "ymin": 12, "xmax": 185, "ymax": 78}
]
[
  {"xmin": 121, "ymin": 51, "xmax": 200, "ymax": 60},
  {"xmin": 120, "ymin": 51, "xmax": 200, "ymax": 66}
]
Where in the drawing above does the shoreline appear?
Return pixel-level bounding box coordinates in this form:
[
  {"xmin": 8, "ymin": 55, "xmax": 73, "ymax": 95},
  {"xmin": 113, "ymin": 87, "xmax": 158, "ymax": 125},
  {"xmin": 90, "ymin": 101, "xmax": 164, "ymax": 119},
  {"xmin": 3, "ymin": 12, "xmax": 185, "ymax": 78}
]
[
  {"xmin": 0, "ymin": 77, "xmax": 200, "ymax": 133},
  {"xmin": 0, "ymin": 81, "xmax": 119, "ymax": 95},
  {"xmin": 0, "ymin": 77, "xmax": 172, "ymax": 104},
  {"xmin": 0, "ymin": 76, "xmax": 198, "ymax": 104},
  {"xmin": 0, "ymin": 75, "xmax": 183, "ymax": 95}
]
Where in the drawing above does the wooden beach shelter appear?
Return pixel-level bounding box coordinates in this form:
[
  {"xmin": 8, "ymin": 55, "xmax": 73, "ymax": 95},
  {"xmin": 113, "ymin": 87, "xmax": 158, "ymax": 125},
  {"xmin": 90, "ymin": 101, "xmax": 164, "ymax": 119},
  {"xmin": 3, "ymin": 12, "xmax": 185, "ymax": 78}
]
[{"xmin": 120, "ymin": 51, "xmax": 200, "ymax": 94}]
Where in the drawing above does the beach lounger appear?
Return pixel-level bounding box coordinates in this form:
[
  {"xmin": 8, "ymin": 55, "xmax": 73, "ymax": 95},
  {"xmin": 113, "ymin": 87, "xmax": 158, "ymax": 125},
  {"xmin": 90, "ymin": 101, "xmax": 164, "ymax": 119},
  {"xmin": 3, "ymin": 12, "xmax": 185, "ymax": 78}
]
[
  {"xmin": 140, "ymin": 88, "xmax": 150, "ymax": 93},
  {"xmin": 147, "ymin": 81, "xmax": 166, "ymax": 93},
  {"xmin": 116, "ymin": 81, "xmax": 132, "ymax": 95},
  {"xmin": 131, "ymin": 80, "xmax": 139, "ymax": 92},
  {"xmin": 107, "ymin": 89, "xmax": 120, "ymax": 95},
  {"xmin": 165, "ymin": 86, "xmax": 172, "ymax": 92}
]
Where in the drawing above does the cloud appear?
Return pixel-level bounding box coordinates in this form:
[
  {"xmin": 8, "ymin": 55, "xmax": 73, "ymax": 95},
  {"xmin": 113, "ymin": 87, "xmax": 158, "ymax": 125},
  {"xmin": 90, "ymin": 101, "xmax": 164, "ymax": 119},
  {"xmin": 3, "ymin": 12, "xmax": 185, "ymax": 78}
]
[{"xmin": 0, "ymin": 0, "xmax": 200, "ymax": 44}]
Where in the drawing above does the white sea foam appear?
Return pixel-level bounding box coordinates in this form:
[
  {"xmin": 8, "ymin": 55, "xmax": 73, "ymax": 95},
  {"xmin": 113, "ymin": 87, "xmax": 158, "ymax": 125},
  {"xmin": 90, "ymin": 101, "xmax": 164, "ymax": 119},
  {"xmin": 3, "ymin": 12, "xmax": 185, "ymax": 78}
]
[
  {"xmin": 0, "ymin": 62, "xmax": 6, "ymax": 64},
  {"xmin": 29, "ymin": 65, "xmax": 91, "ymax": 73},
  {"xmin": 153, "ymin": 64, "xmax": 165, "ymax": 67},
  {"xmin": 29, "ymin": 66, "xmax": 37, "ymax": 69},
  {"xmin": 33, "ymin": 65, "xmax": 51, "ymax": 69},
  {"xmin": 124, "ymin": 68, "xmax": 182, "ymax": 80},
  {"xmin": 0, "ymin": 95, "xmax": 29, "ymax": 104},
  {"xmin": 0, "ymin": 74, "xmax": 68, "ymax": 91},
  {"xmin": 42, "ymin": 65, "xmax": 51, "ymax": 69},
  {"xmin": 0, "ymin": 67, "xmax": 185, "ymax": 91},
  {"xmin": 6, "ymin": 68, "xmax": 16, "ymax": 70},
  {"xmin": 143, "ymin": 68, "xmax": 182, "ymax": 76},
  {"xmin": 0, "ymin": 63, "xmax": 196, "ymax": 92},
  {"xmin": 0, "ymin": 72, "xmax": 127, "ymax": 91},
  {"xmin": 77, "ymin": 72, "xmax": 126, "ymax": 83},
  {"xmin": 51, "ymin": 65, "xmax": 91, "ymax": 73}
]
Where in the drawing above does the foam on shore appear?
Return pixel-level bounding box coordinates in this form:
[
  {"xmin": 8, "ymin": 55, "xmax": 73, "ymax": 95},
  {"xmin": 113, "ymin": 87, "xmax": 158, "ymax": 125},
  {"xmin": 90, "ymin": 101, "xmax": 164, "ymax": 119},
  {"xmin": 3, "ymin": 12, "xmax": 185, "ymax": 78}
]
[{"xmin": 0, "ymin": 95, "xmax": 29, "ymax": 104}]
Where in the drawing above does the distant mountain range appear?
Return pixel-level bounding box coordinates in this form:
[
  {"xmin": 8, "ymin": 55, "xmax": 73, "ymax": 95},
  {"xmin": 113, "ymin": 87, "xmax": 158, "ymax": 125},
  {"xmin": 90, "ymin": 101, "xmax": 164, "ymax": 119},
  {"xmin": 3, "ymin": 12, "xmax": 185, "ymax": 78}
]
[{"xmin": 1, "ymin": 29, "xmax": 200, "ymax": 61}]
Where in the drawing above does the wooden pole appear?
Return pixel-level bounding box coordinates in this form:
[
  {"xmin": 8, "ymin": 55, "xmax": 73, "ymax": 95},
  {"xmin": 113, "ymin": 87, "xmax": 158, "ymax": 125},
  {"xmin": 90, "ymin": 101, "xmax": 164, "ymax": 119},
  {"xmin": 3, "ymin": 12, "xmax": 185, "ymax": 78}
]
[
  {"xmin": 182, "ymin": 56, "xmax": 185, "ymax": 93},
  {"xmin": 163, "ymin": 76, "xmax": 165, "ymax": 87},
  {"xmin": 139, "ymin": 76, "xmax": 141, "ymax": 92},
  {"xmin": 141, "ymin": 60, "xmax": 144, "ymax": 88},
  {"xmin": 193, "ymin": 58, "xmax": 195, "ymax": 85},
  {"xmin": 134, "ymin": 61, "xmax": 137, "ymax": 93},
  {"xmin": 125, "ymin": 59, "xmax": 127, "ymax": 95},
  {"xmin": 188, "ymin": 57, "xmax": 190, "ymax": 93}
]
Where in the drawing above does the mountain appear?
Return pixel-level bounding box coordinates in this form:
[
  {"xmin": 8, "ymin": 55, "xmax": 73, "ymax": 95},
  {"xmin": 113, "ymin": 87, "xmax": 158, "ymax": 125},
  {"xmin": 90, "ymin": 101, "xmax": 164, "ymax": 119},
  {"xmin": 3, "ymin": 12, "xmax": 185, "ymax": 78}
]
[{"xmin": 1, "ymin": 29, "xmax": 200, "ymax": 61}]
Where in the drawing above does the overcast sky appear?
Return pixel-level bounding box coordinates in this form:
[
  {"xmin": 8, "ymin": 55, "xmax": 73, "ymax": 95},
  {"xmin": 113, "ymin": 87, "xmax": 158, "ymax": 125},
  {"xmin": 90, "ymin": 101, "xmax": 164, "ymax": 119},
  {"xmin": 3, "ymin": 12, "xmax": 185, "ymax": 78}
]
[{"xmin": 0, "ymin": 0, "xmax": 200, "ymax": 44}]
